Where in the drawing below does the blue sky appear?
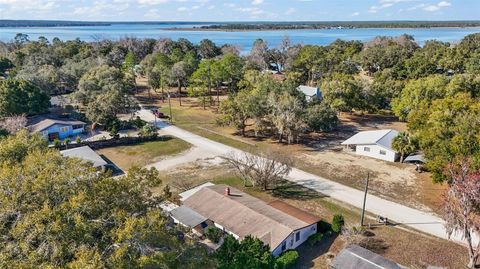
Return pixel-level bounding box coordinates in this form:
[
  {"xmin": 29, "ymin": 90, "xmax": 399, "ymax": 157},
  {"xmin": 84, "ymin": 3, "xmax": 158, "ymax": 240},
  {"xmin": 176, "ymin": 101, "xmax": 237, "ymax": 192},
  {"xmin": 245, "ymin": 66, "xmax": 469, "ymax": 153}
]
[{"xmin": 0, "ymin": 0, "xmax": 478, "ymax": 21}]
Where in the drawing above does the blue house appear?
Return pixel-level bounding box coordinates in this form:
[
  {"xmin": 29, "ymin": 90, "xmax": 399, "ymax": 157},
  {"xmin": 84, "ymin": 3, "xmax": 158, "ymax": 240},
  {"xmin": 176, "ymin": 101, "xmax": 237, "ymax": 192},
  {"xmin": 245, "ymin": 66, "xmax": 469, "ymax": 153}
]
[
  {"xmin": 297, "ymin": 85, "xmax": 322, "ymax": 102},
  {"xmin": 29, "ymin": 119, "xmax": 86, "ymax": 141}
]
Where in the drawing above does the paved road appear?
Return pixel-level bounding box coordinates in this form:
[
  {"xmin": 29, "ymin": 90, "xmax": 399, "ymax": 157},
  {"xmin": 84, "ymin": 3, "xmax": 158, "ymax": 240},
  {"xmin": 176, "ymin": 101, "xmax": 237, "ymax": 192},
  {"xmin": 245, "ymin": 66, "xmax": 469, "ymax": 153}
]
[{"xmin": 137, "ymin": 108, "xmax": 477, "ymax": 246}]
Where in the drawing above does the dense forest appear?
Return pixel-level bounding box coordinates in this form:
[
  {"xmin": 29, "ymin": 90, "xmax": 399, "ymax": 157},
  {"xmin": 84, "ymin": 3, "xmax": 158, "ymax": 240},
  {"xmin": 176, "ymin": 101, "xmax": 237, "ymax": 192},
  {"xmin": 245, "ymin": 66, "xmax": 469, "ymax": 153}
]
[{"xmin": 0, "ymin": 20, "xmax": 110, "ymax": 27}]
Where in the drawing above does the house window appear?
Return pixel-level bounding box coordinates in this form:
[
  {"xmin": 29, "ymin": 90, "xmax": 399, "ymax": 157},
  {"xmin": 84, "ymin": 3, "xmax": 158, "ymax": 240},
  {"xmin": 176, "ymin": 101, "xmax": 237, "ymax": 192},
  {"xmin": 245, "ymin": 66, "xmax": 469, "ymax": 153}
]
[
  {"xmin": 281, "ymin": 241, "xmax": 286, "ymax": 251},
  {"xmin": 60, "ymin": 127, "xmax": 69, "ymax": 133},
  {"xmin": 364, "ymin": 147, "xmax": 370, "ymax": 152},
  {"xmin": 72, "ymin": 124, "xmax": 83, "ymax": 130},
  {"xmin": 295, "ymin": 232, "xmax": 300, "ymax": 242},
  {"xmin": 379, "ymin": 150, "xmax": 387, "ymax": 155}
]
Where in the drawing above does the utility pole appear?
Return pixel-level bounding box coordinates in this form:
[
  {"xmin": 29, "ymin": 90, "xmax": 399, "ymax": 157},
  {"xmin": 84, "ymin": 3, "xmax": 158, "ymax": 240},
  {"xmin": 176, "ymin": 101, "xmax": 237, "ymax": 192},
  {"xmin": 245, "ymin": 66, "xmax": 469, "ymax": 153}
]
[
  {"xmin": 167, "ymin": 93, "xmax": 173, "ymax": 123},
  {"xmin": 361, "ymin": 172, "xmax": 370, "ymax": 227},
  {"xmin": 153, "ymin": 110, "xmax": 157, "ymax": 127}
]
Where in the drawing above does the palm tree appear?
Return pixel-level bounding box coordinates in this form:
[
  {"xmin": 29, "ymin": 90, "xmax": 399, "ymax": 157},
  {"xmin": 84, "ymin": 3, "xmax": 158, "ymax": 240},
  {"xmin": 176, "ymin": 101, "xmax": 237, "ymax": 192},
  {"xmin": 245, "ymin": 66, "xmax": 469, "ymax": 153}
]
[{"xmin": 392, "ymin": 131, "xmax": 417, "ymax": 163}]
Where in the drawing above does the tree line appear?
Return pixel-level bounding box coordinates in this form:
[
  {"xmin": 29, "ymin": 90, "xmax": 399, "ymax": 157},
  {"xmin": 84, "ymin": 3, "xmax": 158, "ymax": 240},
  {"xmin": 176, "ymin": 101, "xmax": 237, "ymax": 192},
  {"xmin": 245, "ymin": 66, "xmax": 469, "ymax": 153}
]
[{"xmin": 1, "ymin": 33, "xmax": 480, "ymax": 182}]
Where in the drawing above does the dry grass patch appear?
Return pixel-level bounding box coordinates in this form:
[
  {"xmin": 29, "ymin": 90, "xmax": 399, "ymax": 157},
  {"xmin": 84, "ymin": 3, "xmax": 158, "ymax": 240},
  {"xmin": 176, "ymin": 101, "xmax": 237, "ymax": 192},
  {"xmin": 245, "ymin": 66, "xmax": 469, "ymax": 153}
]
[{"xmin": 96, "ymin": 137, "xmax": 191, "ymax": 171}]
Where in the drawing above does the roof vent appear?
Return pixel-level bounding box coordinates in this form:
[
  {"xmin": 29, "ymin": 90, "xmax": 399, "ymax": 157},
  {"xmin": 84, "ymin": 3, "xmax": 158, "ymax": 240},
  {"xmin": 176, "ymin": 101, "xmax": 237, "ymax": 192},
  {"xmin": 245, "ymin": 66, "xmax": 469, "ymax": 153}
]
[{"xmin": 224, "ymin": 187, "xmax": 230, "ymax": 196}]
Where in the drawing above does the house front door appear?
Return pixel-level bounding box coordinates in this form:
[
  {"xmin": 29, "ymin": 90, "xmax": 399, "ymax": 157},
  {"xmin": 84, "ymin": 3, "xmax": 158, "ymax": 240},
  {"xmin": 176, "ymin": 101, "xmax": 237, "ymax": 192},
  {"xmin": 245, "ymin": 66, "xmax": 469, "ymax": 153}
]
[{"xmin": 48, "ymin": 132, "xmax": 59, "ymax": 141}]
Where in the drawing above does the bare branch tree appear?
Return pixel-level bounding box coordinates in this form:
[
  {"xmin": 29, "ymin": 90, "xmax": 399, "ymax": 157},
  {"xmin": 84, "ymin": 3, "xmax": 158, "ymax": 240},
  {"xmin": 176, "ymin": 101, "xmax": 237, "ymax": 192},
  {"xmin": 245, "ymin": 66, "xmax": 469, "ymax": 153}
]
[
  {"xmin": 443, "ymin": 158, "xmax": 480, "ymax": 268},
  {"xmin": 223, "ymin": 150, "xmax": 293, "ymax": 190},
  {"xmin": 0, "ymin": 114, "xmax": 27, "ymax": 134}
]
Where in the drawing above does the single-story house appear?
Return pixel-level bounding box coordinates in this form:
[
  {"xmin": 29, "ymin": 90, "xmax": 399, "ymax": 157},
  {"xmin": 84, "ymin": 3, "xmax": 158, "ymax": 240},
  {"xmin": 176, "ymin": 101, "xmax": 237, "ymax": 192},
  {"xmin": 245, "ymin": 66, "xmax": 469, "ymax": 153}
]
[
  {"xmin": 177, "ymin": 184, "xmax": 321, "ymax": 256},
  {"xmin": 341, "ymin": 129, "xmax": 399, "ymax": 162},
  {"xmin": 29, "ymin": 118, "xmax": 86, "ymax": 141},
  {"xmin": 60, "ymin": 146, "xmax": 108, "ymax": 170},
  {"xmin": 330, "ymin": 244, "xmax": 405, "ymax": 269},
  {"xmin": 297, "ymin": 85, "xmax": 322, "ymax": 102}
]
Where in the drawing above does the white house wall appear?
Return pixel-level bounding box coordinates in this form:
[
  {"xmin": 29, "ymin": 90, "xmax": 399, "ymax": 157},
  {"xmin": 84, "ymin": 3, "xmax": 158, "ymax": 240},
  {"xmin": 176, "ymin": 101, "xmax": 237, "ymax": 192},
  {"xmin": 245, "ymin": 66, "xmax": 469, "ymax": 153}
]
[
  {"xmin": 272, "ymin": 223, "xmax": 318, "ymax": 257},
  {"xmin": 355, "ymin": 144, "xmax": 397, "ymax": 162}
]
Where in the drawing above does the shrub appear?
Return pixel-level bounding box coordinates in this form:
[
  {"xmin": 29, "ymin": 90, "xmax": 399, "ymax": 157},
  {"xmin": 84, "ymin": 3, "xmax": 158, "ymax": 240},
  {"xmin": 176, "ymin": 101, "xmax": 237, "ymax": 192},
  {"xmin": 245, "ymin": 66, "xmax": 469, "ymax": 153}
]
[
  {"xmin": 75, "ymin": 136, "xmax": 81, "ymax": 144},
  {"xmin": 53, "ymin": 139, "xmax": 62, "ymax": 148},
  {"xmin": 129, "ymin": 116, "xmax": 146, "ymax": 129},
  {"xmin": 332, "ymin": 214, "xmax": 345, "ymax": 233},
  {"xmin": 307, "ymin": 233, "xmax": 323, "ymax": 246},
  {"xmin": 139, "ymin": 124, "xmax": 158, "ymax": 138},
  {"xmin": 63, "ymin": 138, "xmax": 71, "ymax": 148},
  {"xmin": 205, "ymin": 226, "xmax": 223, "ymax": 243},
  {"xmin": 317, "ymin": 220, "xmax": 331, "ymax": 233},
  {"xmin": 275, "ymin": 250, "xmax": 299, "ymax": 269}
]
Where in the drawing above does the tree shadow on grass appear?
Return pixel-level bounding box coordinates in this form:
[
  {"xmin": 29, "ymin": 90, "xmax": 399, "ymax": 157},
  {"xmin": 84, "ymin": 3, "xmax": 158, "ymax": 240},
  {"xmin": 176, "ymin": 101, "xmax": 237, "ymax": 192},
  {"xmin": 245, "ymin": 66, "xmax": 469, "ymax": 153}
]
[
  {"xmin": 271, "ymin": 180, "xmax": 327, "ymax": 201},
  {"xmin": 293, "ymin": 232, "xmax": 339, "ymax": 269}
]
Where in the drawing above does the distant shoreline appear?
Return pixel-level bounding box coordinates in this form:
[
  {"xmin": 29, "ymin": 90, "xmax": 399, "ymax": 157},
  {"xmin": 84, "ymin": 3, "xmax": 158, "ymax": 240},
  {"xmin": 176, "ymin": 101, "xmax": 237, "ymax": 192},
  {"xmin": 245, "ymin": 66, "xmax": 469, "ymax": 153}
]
[
  {"xmin": 161, "ymin": 26, "xmax": 480, "ymax": 32},
  {"xmin": 2, "ymin": 20, "xmax": 480, "ymax": 29}
]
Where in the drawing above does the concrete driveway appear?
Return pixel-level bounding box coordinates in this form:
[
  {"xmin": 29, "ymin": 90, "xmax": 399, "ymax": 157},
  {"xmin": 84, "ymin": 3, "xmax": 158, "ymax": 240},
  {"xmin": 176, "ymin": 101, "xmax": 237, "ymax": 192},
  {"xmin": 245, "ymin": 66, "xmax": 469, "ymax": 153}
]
[{"xmin": 136, "ymin": 108, "xmax": 477, "ymax": 246}]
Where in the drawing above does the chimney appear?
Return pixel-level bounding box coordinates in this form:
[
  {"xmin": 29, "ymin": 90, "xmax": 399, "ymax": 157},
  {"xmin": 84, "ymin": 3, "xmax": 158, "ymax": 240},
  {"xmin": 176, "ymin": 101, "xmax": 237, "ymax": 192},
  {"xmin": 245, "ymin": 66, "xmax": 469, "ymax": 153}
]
[{"xmin": 224, "ymin": 187, "xmax": 230, "ymax": 196}]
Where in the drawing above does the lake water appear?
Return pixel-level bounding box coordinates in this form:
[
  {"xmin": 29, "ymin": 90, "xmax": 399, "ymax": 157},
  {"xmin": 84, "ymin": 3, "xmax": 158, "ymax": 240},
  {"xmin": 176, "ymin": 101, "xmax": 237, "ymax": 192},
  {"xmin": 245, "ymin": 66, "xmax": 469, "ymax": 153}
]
[{"xmin": 1, "ymin": 23, "xmax": 479, "ymax": 51}]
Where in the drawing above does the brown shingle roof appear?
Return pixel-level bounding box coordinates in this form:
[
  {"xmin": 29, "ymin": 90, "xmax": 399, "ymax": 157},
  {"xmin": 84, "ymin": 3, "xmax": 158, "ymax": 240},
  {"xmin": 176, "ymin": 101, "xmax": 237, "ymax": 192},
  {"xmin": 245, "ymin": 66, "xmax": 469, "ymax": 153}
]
[
  {"xmin": 268, "ymin": 200, "xmax": 321, "ymax": 225},
  {"xmin": 182, "ymin": 184, "xmax": 315, "ymax": 251}
]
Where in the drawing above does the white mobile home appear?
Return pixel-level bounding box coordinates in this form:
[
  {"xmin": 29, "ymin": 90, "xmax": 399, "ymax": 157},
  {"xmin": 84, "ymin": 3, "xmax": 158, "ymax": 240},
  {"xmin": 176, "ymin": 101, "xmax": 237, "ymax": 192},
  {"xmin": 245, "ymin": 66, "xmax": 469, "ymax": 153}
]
[{"xmin": 341, "ymin": 129, "xmax": 399, "ymax": 162}]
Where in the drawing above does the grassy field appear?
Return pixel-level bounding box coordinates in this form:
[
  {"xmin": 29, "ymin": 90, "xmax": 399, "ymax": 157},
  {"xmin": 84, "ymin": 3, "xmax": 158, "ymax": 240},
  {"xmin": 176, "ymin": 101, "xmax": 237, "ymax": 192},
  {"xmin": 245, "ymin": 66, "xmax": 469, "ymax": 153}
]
[
  {"xmin": 135, "ymin": 84, "xmax": 465, "ymax": 267},
  {"xmin": 138, "ymin": 89, "xmax": 445, "ymax": 212},
  {"xmin": 96, "ymin": 137, "xmax": 191, "ymax": 171},
  {"xmin": 154, "ymin": 164, "xmax": 467, "ymax": 269}
]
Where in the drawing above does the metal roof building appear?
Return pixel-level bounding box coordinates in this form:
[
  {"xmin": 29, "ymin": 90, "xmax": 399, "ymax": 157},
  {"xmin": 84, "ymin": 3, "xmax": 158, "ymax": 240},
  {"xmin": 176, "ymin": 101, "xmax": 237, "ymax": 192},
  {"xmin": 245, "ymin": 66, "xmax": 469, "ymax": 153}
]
[
  {"xmin": 331, "ymin": 244, "xmax": 405, "ymax": 269},
  {"xmin": 170, "ymin": 205, "xmax": 208, "ymax": 228},
  {"xmin": 341, "ymin": 129, "xmax": 400, "ymax": 162},
  {"xmin": 60, "ymin": 146, "xmax": 107, "ymax": 168}
]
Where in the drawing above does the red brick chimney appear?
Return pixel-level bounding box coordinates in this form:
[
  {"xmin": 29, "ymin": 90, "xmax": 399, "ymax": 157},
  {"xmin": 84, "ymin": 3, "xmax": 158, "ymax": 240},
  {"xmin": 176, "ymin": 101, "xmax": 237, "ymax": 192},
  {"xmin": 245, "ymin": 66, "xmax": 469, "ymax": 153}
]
[{"xmin": 224, "ymin": 187, "xmax": 230, "ymax": 196}]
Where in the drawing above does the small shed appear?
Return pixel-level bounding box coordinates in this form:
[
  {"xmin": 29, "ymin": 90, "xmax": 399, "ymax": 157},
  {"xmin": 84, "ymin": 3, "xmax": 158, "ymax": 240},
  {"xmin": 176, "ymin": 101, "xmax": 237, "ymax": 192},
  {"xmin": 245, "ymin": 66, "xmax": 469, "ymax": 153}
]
[
  {"xmin": 404, "ymin": 153, "xmax": 425, "ymax": 164},
  {"xmin": 331, "ymin": 244, "xmax": 404, "ymax": 269}
]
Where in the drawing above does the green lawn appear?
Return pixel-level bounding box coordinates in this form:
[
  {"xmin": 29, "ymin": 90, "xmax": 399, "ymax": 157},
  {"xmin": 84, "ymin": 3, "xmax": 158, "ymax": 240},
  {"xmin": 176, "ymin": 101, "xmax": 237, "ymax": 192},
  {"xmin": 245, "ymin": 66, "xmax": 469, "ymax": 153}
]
[{"xmin": 96, "ymin": 137, "xmax": 191, "ymax": 171}]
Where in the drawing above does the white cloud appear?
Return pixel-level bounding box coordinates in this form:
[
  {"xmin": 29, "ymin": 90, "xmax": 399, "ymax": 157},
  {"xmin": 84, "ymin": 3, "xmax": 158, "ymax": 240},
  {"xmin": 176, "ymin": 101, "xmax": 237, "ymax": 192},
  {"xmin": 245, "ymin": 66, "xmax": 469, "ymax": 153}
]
[
  {"xmin": 369, "ymin": 0, "xmax": 417, "ymax": 13},
  {"xmin": 351, "ymin": 12, "xmax": 360, "ymax": 16},
  {"xmin": 438, "ymin": 1, "xmax": 451, "ymax": 7},
  {"xmin": 285, "ymin": 7, "xmax": 296, "ymax": 15},
  {"xmin": 137, "ymin": 0, "xmax": 169, "ymax": 5},
  {"xmin": 237, "ymin": 7, "xmax": 264, "ymax": 15},
  {"xmin": 252, "ymin": 0, "xmax": 263, "ymax": 5},
  {"xmin": 423, "ymin": 1, "xmax": 451, "ymax": 12},
  {"xmin": 177, "ymin": 6, "xmax": 187, "ymax": 11}
]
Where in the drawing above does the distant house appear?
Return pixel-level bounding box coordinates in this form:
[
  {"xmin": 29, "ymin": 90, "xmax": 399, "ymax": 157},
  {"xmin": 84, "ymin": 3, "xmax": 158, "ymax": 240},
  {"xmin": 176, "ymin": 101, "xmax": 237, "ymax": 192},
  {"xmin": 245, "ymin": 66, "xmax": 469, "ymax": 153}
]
[
  {"xmin": 341, "ymin": 129, "xmax": 399, "ymax": 162},
  {"xmin": 60, "ymin": 146, "xmax": 108, "ymax": 170},
  {"xmin": 176, "ymin": 184, "xmax": 321, "ymax": 256},
  {"xmin": 297, "ymin": 85, "xmax": 322, "ymax": 102},
  {"xmin": 331, "ymin": 244, "xmax": 404, "ymax": 269},
  {"xmin": 28, "ymin": 118, "xmax": 86, "ymax": 141}
]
